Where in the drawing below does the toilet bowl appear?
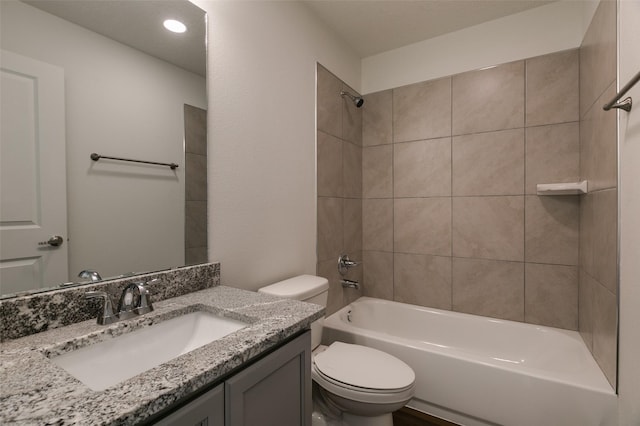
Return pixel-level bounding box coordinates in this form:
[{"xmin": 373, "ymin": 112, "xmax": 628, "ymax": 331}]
[{"xmin": 258, "ymin": 275, "xmax": 415, "ymax": 426}]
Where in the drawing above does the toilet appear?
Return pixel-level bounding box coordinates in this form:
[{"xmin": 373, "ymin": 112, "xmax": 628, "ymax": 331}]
[{"xmin": 259, "ymin": 275, "xmax": 415, "ymax": 426}]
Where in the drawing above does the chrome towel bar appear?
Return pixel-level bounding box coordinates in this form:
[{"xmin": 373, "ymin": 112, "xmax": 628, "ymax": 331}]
[
  {"xmin": 90, "ymin": 152, "xmax": 179, "ymax": 170},
  {"xmin": 603, "ymin": 70, "xmax": 640, "ymax": 112}
]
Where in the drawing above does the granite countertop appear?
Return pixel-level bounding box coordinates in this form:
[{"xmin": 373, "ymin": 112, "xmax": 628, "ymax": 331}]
[{"xmin": 0, "ymin": 285, "xmax": 324, "ymax": 425}]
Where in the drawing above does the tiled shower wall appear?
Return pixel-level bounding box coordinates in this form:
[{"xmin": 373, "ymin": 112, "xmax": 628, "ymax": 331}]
[
  {"xmin": 578, "ymin": 0, "xmax": 618, "ymax": 388},
  {"xmin": 316, "ymin": 65, "xmax": 364, "ymax": 315},
  {"xmin": 184, "ymin": 104, "xmax": 208, "ymax": 265},
  {"xmin": 361, "ymin": 49, "xmax": 582, "ymax": 330}
]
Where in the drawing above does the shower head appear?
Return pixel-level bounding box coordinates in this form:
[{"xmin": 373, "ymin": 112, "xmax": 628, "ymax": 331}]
[{"xmin": 340, "ymin": 90, "xmax": 364, "ymax": 108}]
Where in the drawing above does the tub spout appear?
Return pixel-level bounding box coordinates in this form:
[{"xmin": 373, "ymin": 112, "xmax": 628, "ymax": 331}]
[{"xmin": 341, "ymin": 279, "xmax": 359, "ymax": 290}]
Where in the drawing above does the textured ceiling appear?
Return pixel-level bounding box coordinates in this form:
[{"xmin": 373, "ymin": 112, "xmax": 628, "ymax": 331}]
[{"xmin": 303, "ymin": 0, "xmax": 556, "ymax": 57}]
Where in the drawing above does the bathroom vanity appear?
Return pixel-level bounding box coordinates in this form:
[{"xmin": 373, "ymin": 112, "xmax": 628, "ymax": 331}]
[
  {"xmin": 0, "ymin": 285, "xmax": 323, "ymax": 425},
  {"xmin": 155, "ymin": 331, "xmax": 311, "ymax": 426}
]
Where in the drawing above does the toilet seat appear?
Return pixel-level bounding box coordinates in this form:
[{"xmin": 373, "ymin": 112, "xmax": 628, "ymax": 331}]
[{"xmin": 312, "ymin": 342, "xmax": 415, "ymax": 404}]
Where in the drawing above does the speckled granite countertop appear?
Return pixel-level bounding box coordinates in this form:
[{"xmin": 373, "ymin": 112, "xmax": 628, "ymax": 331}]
[{"xmin": 0, "ymin": 285, "xmax": 324, "ymax": 425}]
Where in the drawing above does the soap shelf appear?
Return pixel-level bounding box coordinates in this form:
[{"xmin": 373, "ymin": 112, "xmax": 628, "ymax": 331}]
[{"xmin": 536, "ymin": 180, "xmax": 588, "ymax": 195}]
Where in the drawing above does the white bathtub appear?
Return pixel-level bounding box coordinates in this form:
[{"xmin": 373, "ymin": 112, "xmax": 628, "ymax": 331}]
[{"xmin": 322, "ymin": 297, "xmax": 617, "ymax": 426}]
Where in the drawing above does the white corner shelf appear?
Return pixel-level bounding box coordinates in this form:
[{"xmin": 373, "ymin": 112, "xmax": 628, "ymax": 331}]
[{"xmin": 536, "ymin": 180, "xmax": 588, "ymax": 195}]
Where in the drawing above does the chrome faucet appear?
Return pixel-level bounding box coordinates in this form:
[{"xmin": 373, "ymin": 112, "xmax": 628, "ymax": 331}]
[
  {"xmin": 86, "ymin": 279, "xmax": 157, "ymax": 325},
  {"xmin": 338, "ymin": 254, "xmax": 360, "ymax": 276},
  {"xmin": 78, "ymin": 269, "xmax": 102, "ymax": 282},
  {"xmin": 341, "ymin": 279, "xmax": 360, "ymax": 290}
]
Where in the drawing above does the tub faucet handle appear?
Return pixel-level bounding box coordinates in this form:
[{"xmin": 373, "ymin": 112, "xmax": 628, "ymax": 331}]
[{"xmin": 338, "ymin": 254, "xmax": 360, "ymax": 276}]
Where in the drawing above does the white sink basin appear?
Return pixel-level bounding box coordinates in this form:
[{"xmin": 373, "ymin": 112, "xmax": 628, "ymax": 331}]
[{"xmin": 50, "ymin": 311, "xmax": 248, "ymax": 391}]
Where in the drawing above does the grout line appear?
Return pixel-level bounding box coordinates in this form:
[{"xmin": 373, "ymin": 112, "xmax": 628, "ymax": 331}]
[
  {"xmin": 450, "ymin": 76, "xmax": 454, "ymax": 309},
  {"xmin": 391, "ymin": 87, "xmax": 395, "ymax": 302},
  {"xmin": 523, "ymin": 60, "xmax": 528, "ymax": 322}
]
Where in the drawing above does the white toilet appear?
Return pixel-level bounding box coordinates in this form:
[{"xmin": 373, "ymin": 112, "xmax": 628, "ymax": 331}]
[{"xmin": 259, "ymin": 275, "xmax": 415, "ymax": 426}]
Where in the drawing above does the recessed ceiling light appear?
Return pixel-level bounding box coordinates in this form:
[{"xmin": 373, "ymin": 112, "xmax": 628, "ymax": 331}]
[{"xmin": 163, "ymin": 19, "xmax": 187, "ymax": 33}]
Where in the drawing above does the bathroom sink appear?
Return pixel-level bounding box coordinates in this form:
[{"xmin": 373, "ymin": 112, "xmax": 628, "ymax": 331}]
[{"xmin": 50, "ymin": 311, "xmax": 248, "ymax": 391}]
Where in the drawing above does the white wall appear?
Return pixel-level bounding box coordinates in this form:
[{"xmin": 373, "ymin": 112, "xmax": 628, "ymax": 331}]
[
  {"xmin": 617, "ymin": 0, "xmax": 640, "ymax": 423},
  {"xmin": 1, "ymin": 1, "xmax": 206, "ymax": 280},
  {"xmin": 189, "ymin": 0, "xmax": 360, "ymax": 289},
  {"xmin": 361, "ymin": 0, "xmax": 589, "ymax": 94}
]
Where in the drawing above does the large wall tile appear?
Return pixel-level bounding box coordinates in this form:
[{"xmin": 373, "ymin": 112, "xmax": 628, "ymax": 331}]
[
  {"xmin": 592, "ymin": 280, "xmax": 618, "ymax": 388},
  {"xmin": 317, "ymin": 197, "xmax": 343, "ymax": 262},
  {"xmin": 452, "ymin": 61, "xmax": 524, "ymax": 135},
  {"xmin": 185, "ymin": 153, "xmax": 207, "ymax": 201},
  {"xmin": 317, "ymin": 131, "xmax": 343, "ymax": 197},
  {"xmin": 343, "ymin": 141, "xmax": 362, "ymax": 198},
  {"xmin": 580, "ymin": 0, "xmax": 617, "ymax": 117},
  {"xmin": 452, "ymin": 129, "xmax": 524, "ymax": 196},
  {"xmin": 184, "ymin": 104, "xmax": 207, "ymax": 156},
  {"xmin": 317, "ymin": 65, "xmax": 342, "ymax": 138},
  {"xmin": 363, "ymin": 90, "xmax": 392, "ymax": 146},
  {"xmin": 525, "ymin": 263, "xmax": 578, "ymax": 330},
  {"xmin": 343, "ymin": 198, "xmax": 362, "ymax": 253},
  {"xmin": 363, "ymin": 199, "xmax": 393, "ymax": 251},
  {"xmin": 592, "ymin": 189, "xmax": 618, "ymax": 294},
  {"xmin": 393, "ymin": 77, "xmax": 451, "ymax": 142},
  {"xmin": 580, "ymin": 84, "xmax": 618, "ymax": 192},
  {"xmin": 394, "ymin": 138, "xmax": 451, "ymax": 197},
  {"xmin": 580, "ymin": 192, "xmax": 595, "ymax": 275},
  {"xmin": 394, "ymin": 198, "xmax": 451, "ymax": 256},
  {"xmin": 452, "ymin": 257, "xmax": 524, "ymax": 321},
  {"xmin": 525, "ymin": 122, "xmax": 580, "ymax": 194},
  {"xmin": 452, "ymin": 196, "xmax": 524, "ymax": 261},
  {"xmin": 342, "ymin": 83, "xmax": 363, "ymax": 145},
  {"xmin": 185, "ymin": 247, "xmax": 207, "ymax": 265},
  {"xmin": 526, "ymin": 49, "xmax": 579, "ymax": 126},
  {"xmin": 318, "ymin": 258, "xmax": 344, "ymax": 316},
  {"xmin": 525, "ymin": 196, "xmax": 579, "ymax": 266},
  {"xmin": 579, "ymin": 270, "xmax": 595, "ymax": 351},
  {"xmin": 363, "ymin": 251, "xmax": 394, "ymax": 300},
  {"xmin": 581, "ymin": 190, "xmax": 618, "ymax": 294},
  {"xmin": 363, "ymin": 145, "xmax": 393, "ymax": 198},
  {"xmin": 395, "ymin": 253, "xmax": 452, "ymax": 310},
  {"xmin": 185, "ymin": 200, "xmax": 208, "ymax": 248}
]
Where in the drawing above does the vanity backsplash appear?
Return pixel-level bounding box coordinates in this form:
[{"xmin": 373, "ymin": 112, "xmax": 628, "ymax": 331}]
[{"xmin": 0, "ymin": 262, "xmax": 220, "ymax": 341}]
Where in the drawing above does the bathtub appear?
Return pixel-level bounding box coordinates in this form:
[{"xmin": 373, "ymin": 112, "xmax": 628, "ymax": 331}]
[{"xmin": 322, "ymin": 297, "xmax": 617, "ymax": 426}]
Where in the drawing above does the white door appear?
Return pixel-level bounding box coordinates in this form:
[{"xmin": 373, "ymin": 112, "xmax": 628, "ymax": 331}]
[{"xmin": 0, "ymin": 50, "xmax": 68, "ymax": 295}]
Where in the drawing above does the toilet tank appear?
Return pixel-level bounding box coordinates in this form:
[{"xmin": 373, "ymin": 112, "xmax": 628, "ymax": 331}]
[{"xmin": 258, "ymin": 275, "xmax": 329, "ymax": 349}]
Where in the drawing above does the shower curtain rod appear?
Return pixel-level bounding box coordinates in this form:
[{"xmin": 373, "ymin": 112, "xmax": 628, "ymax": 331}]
[
  {"xmin": 90, "ymin": 153, "xmax": 179, "ymax": 170},
  {"xmin": 603, "ymin": 70, "xmax": 640, "ymax": 112}
]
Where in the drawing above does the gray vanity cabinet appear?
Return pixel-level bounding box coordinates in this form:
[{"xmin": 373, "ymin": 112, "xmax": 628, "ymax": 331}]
[
  {"xmin": 154, "ymin": 384, "xmax": 224, "ymax": 426},
  {"xmin": 225, "ymin": 331, "xmax": 311, "ymax": 426},
  {"xmin": 155, "ymin": 331, "xmax": 311, "ymax": 426}
]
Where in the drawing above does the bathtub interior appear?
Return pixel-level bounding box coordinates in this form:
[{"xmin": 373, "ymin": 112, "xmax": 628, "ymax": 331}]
[
  {"xmin": 331, "ymin": 297, "xmax": 613, "ymax": 389},
  {"xmin": 322, "ymin": 297, "xmax": 617, "ymax": 426}
]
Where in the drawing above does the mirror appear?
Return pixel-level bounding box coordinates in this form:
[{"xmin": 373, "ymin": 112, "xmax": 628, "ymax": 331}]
[{"xmin": 0, "ymin": 0, "xmax": 207, "ymax": 298}]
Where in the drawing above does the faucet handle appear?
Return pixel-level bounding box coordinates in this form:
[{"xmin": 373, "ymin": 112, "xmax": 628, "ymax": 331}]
[
  {"xmin": 79, "ymin": 269, "xmax": 102, "ymax": 282},
  {"xmin": 338, "ymin": 254, "xmax": 361, "ymax": 276},
  {"xmin": 134, "ymin": 278, "xmax": 157, "ymax": 315},
  {"xmin": 85, "ymin": 291, "xmax": 117, "ymax": 325}
]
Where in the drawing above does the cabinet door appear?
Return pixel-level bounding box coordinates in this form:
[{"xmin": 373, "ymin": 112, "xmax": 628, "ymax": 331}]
[
  {"xmin": 225, "ymin": 331, "xmax": 311, "ymax": 426},
  {"xmin": 154, "ymin": 383, "xmax": 224, "ymax": 426}
]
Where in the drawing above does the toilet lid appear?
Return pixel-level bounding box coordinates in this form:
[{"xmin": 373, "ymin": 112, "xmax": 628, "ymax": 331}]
[{"xmin": 313, "ymin": 342, "xmax": 415, "ymax": 391}]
